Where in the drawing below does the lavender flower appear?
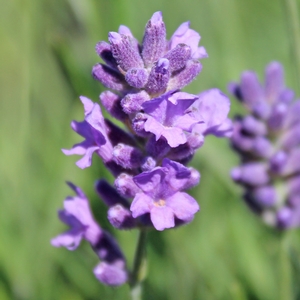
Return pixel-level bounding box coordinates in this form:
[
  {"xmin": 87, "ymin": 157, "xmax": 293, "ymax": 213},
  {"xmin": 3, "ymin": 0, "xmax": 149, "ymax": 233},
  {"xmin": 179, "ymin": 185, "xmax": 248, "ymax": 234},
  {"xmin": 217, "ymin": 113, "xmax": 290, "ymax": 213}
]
[
  {"xmin": 51, "ymin": 182, "xmax": 127, "ymax": 286},
  {"xmin": 52, "ymin": 11, "xmax": 231, "ymax": 289},
  {"xmin": 229, "ymin": 61, "xmax": 300, "ymax": 229}
]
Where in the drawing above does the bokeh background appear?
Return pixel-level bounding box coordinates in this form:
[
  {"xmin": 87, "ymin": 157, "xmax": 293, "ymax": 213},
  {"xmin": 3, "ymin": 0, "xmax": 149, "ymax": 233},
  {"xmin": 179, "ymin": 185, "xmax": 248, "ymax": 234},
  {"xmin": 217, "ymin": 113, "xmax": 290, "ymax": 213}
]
[{"xmin": 1, "ymin": 0, "xmax": 300, "ymax": 299}]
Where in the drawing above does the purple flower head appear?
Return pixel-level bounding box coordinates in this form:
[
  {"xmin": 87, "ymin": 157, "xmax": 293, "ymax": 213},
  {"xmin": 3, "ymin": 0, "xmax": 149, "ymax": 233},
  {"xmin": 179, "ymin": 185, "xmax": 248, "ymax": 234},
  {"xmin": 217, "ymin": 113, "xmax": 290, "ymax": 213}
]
[
  {"xmin": 62, "ymin": 96, "xmax": 113, "ymax": 169},
  {"xmin": 130, "ymin": 158, "xmax": 199, "ymax": 231},
  {"xmin": 229, "ymin": 62, "xmax": 300, "ymax": 230},
  {"xmin": 51, "ymin": 182, "xmax": 102, "ymax": 249},
  {"xmin": 93, "ymin": 11, "xmax": 207, "ymax": 101}
]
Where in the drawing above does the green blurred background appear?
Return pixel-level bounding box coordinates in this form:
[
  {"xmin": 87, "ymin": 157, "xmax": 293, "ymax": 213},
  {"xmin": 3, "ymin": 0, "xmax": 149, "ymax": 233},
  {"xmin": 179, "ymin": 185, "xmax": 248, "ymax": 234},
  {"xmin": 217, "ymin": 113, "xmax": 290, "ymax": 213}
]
[{"xmin": 1, "ymin": 0, "xmax": 300, "ymax": 299}]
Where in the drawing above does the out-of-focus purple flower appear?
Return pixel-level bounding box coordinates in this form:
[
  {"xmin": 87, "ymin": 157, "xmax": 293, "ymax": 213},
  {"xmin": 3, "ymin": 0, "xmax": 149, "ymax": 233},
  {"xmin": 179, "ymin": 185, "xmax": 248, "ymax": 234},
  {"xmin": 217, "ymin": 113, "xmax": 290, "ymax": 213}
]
[
  {"xmin": 190, "ymin": 89, "xmax": 232, "ymax": 138},
  {"xmin": 229, "ymin": 61, "xmax": 300, "ymax": 229},
  {"xmin": 130, "ymin": 159, "xmax": 199, "ymax": 230}
]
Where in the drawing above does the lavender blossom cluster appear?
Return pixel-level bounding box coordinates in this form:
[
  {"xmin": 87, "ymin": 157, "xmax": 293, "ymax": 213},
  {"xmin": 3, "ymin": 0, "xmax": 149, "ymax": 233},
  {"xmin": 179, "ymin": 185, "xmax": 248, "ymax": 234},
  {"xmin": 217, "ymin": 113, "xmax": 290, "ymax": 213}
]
[
  {"xmin": 229, "ymin": 62, "xmax": 300, "ymax": 229},
  {"xmin": 52, "ymin": 12, "xmax": 231, "ymax": 286}
]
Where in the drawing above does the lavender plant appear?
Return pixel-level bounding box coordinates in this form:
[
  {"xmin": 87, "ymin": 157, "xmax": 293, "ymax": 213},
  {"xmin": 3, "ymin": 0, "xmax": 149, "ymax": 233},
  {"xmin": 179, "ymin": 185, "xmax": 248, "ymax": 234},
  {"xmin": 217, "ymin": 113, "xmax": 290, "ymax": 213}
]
[
  {"xmin": 229, "ymin": 62, "xmax": 300, "ymax": 229},
  {"xmin": 51, "ymin": 11, "xmax": 231, "ymax": 296}
]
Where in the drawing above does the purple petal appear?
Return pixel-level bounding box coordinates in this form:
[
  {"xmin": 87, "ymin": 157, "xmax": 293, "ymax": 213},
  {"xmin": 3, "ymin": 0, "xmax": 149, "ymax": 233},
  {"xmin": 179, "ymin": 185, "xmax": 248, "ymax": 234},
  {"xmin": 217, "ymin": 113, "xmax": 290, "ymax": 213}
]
[
  {"xmin": 167, "ymin": 192, "xmax": 199, "ymax": 221},
  {"xmin": 75, "ymin": 146, "xmax": 99, "ymax": 169},
  {"xmin": 51, "ymin": 230, "xmax": 84, "ymax": 250},
  {"xmin": 133, "ymin": 168, "xmax": 165, "ymax": 193},
  {"xmin": 169, "ymin": 22, "xmax": 207, "ymax": 59},
  {"xmin": 130, "ymin": 193, "xmax": 152, "ymax": 217},
  {"xmin": 150, "ymin": 206, "xmax": 175, "ymax": 230}
]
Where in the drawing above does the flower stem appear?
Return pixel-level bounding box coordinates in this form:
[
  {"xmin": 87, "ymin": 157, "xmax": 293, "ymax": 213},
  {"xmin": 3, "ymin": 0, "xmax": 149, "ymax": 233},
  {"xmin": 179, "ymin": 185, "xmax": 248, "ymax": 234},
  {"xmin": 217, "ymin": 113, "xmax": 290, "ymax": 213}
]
[
  {"xmin": 279, "ymin": 232, "xmax": 293, "ymax": 300},
  {"xmin": 282, "ymin": 0, "xmax": 300, "ymax": 94},
  {"xmin": 129, "ymin": 229, "xmax": 148, "ymax": 300}
]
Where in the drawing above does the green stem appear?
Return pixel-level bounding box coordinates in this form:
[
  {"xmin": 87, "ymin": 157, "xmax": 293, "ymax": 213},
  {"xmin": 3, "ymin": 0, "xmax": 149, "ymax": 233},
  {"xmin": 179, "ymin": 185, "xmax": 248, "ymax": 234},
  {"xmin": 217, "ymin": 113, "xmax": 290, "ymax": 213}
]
[
  {"xmin": 282, "ymin": 0, "xmax": 300, "ymax": 95},
  {"xmin": 129, "ymin": 229, "xmax": 148, "ymax": 300},
  {"xmin": 279, "ymin": 232, "xmax": 293, "ymax": 300}
]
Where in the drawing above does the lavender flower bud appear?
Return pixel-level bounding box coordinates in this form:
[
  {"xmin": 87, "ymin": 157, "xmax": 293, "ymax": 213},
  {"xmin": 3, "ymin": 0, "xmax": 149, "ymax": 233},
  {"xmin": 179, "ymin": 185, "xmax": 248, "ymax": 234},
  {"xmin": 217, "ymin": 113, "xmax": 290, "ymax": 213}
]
[
  {"xmin": 94, "ymin": 261, "xmax": 128, "ymax": 286},
  {"xmin": 145, "ymin": 58, "xmax": 170, "ymax": 95},
  {"xmin": 164, "ymin": 43, "xmax": 191, "ymax": 72},
  {"xmin": 141, "ymin": 156, "xmax": 157, "ymax": 171},
  {"xmin": 100, "ymin": 91, "xmax": 126, "ymax": 121},
  {"xmin": 142, "ymin": 11, "xmax": 166, "ymax": 67},
  {"xmin": 108, "ymin": 32, "xmax": 144, "ymax": 71},
  {"xmin": 114, "ymin": 173, "xmax": 141, "ymax": 198},
  {"xmin": 125, "ymin": 67, "xmax": 149, "ymax": 88},
  {"xmin": 107, "ymin": 204, "xmax": 136, "ymax": 229},
  {"xmin": 121, "ymin": 91, "xmax": 150, "ymax": 114},
  {"xmin": 113, "ymin": 143, "xmax": 144, "ymax": 170},
  {"xmin": 92, "ymin": 63, "xmax": 128, "ymax": 91},
  {"xmin": 95, "ymin": 41, "xmax": 118, "ymax": 70},
  {"xmin": 231, "ymin": 163, "xmax": 269, "ymax": 186},
  {"xmin": 167, "ymin": 59, "xmax": 202, "ymax": 90},
  {"xmin": 95, "ymin": 180, "xmax": 130, "ymax": 208}
]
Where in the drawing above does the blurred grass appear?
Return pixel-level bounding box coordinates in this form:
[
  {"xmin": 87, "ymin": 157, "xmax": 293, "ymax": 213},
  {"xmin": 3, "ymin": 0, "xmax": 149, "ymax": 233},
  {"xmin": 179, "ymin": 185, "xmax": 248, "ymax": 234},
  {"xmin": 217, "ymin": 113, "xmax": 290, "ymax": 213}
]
[{"xmin": 1, "ymin": 0, "xmax": 300, "ymax": 299}]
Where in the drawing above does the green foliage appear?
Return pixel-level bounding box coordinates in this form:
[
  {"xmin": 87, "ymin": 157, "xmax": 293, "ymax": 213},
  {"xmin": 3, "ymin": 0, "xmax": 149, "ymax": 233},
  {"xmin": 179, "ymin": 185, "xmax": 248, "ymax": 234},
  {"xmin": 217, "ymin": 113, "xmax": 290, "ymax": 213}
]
[{"xmin": 1, "ymin": 0, "xmax": 300, "ymax": 299}]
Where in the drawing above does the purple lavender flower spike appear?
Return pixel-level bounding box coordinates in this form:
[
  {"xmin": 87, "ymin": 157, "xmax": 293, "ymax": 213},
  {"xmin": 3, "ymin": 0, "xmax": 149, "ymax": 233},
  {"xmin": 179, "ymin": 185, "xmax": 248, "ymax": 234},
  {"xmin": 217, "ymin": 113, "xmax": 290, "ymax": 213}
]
[
  {"xmin": 56, "ymin": 11, "xmax": 236, "ymax": 290},
  {"xmin": 169, "ymin": 21, "xmax": 208, "ymax": 59},
  {"xmin": 142, "ymin": 11, "xmax": 166, "ymax": 68},
  {"xmin": 92, "ymin": 63, "xmax": 129, "ymax": 91},
  {"xmin": 51, "ymin": 182, "xmax": 102, "ymax": 249},
  {"xmin": 131, "ymin": 159, "xmax": 199, "ymax": 230},
  {"xmin": 62, "ymin": 97, "xmax": 113, "ymax": 168},
  {"xmin": 229, "ymin": 62, "xmax": 300, "ymax": 230},
  {"xmin": 108, "ymin": 32, "xmax": 144, "ymax": 72},
  {"xmin": 142, "ymin": 92, "xmax": 199, "ymax": 147}
]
